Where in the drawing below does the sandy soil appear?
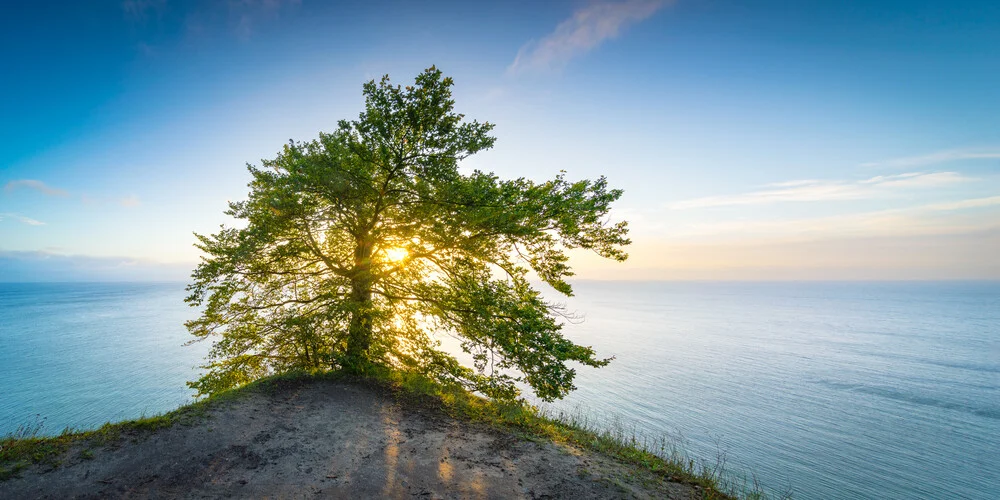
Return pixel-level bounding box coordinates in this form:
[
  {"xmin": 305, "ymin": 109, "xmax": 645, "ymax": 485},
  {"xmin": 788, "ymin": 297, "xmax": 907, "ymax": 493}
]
[{"xmin": 1, "ymin": 378, "xmax": 699, "ymax": 499}]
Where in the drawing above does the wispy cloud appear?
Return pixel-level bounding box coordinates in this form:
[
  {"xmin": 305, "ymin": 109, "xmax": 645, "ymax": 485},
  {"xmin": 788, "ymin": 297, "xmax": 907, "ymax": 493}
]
[
  {"xmin": 861, "ymin": 149, "xmax": 1000, "ymax": 168},
  {"xmin": 120, "ymin": 195, "xmax": 142, "ymax": 208},
  {"xmin": 671, "ymin": 196, "xmax": 1000, "ymax": 241},
  {"xmin": 80, "ymin": 193, "xmax": 142, "ymax": 208},
  {"xmin": 230, "ymin": 0, "xmax": 302, "ymax": 40},
  {"xmin": 579, "ymin": 229, "xmax": 1000, "ymax": 281},
  {"xmin": 5, "ymin": 180, "xmax": 141, "ymax": 209},
  {"xmin": 670, "ymin": 172, "xmax": 970, "ymax": 209},
  {"xmin": 3, "ymin": 179, "xmax": 69, "ymax": 197},
  {"xmin": 924, "ymin": 195, "xmax": 1000, "ymax": 211},
  {"xmin": 0, "ymin": 212, "xmax": 45, "ymax": 226},
  {"xmin": 508, "ymin": 0, "xmax": 669, "ymax": 74},
  {"xmin": 126, "ymin": 0, "xmax": 300, "ymax": 43},
  {"xmin": 121, "ymin": 0, "xmax": 166, "ymax": 22}
]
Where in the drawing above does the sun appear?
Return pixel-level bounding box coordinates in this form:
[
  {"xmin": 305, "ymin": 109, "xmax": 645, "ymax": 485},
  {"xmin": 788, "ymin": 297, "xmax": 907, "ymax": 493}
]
[{"xmin": 384, "ymin": 247, "xmax": 408, "ymax": 263}]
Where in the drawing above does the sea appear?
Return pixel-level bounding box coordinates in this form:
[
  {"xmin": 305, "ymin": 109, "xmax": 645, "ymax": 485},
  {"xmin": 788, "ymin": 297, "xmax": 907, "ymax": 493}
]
[{"xmin": 1, "ymin": 281, "xmax": 997, "ymax": 499}]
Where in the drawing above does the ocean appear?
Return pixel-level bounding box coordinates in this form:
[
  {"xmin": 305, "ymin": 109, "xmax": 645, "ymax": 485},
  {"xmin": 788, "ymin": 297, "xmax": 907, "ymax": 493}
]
[{"xmin": 1, "ymin": 281, "xmax": 997, "ymax": 499}]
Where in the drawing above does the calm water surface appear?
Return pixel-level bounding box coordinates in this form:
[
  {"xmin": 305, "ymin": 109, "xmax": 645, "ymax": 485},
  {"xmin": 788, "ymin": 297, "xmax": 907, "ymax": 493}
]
[
  {"xmin": 0, "ymin": 283, "xmax": 208, "ymax": 434},
  {"xmin": 542, "ymin": 281, "xmax": 999, "ymax": 500},
  {"xmin": 1, "ymin": 281, "xmax": 997, "ymax": 499}
]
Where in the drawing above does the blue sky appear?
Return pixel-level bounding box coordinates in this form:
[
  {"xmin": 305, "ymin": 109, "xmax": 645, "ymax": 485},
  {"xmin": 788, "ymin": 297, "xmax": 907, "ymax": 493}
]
[{"xmin": 2, "ymin": 0, "xmax": 998, "ymax": 280}]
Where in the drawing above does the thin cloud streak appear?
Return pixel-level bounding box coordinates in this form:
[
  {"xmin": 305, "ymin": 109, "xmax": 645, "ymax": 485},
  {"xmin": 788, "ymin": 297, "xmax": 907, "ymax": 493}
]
[
  {"xmin": 0, "ymin": 212, "xmax": 45, "ymax": 226},
  {"xmin": 0, "ymin": 251, "xmax": 193, "ymax": 281},
  {"xmin": 575, "ymin": 230, "xmax": 1000, "ymax": 281},
  {"xmin": 924, "ymin": 195, "xmax": 1000, "ymax": 211},
  {"xmin": 124, "ymin": 0, "xmax": 301, "ymax": 43},
  {"xmin": 671, "ymin": 196, "xmax": 1000, "ymax": 241},
  {"xmin": 5, "ymin": 180, "xmax": 141, "ymax": 209},
  {"xmin": 3, "ymin": 179, "xmax": 69, "ymax": 197},
  {"xmin": 508, "ymin": 0, "xmax": 669, "ymax": 74},
  {"xmin": 862, "ymin": 149, "xmax": 1000, "ymax": 168},
  {"xmin": 670, "ymin": 172, "xmax": 970, "ymax": 209}
]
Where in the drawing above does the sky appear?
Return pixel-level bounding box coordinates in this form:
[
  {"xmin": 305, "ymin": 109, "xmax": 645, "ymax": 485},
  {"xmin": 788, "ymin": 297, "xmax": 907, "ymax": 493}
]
[{"xmin": 1, "ymin": 0, "xmax": 999, "ymax": 281}]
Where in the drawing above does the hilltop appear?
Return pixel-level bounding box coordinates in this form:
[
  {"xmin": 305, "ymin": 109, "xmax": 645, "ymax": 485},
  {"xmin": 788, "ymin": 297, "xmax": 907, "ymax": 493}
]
[{"xmin": 0, "ymin": 373, "xmax": 720, "ymax": 499}]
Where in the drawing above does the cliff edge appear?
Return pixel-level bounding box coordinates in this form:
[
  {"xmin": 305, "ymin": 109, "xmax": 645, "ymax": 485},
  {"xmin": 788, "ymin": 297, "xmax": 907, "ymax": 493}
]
[{"xmin": 1, "ymin": 376, "xmax": 703, "ymax": 499}]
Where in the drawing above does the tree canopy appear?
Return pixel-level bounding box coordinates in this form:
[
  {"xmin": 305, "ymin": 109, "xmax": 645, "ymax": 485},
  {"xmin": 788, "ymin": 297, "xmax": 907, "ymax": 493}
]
[{"xmin": 185, "ymin": 67, "xmax": 630, "ymax": 401}]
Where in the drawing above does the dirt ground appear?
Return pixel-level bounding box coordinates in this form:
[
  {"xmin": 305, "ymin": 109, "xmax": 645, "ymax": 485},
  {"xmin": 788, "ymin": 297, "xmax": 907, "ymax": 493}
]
[{"xmin": 1, "ymin": 378, "xmax": 699, "ymax": 499}]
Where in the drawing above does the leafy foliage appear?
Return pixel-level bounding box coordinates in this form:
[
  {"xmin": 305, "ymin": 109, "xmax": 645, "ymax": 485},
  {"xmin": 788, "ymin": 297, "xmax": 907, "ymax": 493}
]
[{"xmin": 186, "ymin": 67, "xmax": 630, "ymax": 401}]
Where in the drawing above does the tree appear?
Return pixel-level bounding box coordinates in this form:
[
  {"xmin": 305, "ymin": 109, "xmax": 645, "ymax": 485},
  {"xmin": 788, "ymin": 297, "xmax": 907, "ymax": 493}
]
[{"xmin": 185, "ymin": 67, "xmax": 630, "ymax": 401}]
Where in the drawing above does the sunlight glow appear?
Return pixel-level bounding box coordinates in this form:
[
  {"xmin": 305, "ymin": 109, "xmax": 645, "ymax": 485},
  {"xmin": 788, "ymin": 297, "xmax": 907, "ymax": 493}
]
[{"xmin": 384, "ymin": 247, "xmax": 408, "ymax": 262}]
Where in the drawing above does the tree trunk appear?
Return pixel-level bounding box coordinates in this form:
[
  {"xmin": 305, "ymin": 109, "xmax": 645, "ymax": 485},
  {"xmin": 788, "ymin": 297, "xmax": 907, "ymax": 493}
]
[{"xmin": 344, "ymin": 235, "xmax": 374, "ymax": 372}]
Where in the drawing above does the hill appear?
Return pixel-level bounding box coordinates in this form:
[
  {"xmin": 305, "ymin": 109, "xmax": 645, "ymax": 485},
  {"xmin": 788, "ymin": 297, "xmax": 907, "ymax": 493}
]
[{"xmin": 0, "ymin": 373, "xmax": 713, "ymax": 499}]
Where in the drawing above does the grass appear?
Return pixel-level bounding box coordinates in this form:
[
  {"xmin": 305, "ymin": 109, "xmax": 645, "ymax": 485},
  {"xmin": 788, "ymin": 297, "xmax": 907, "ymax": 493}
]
[{"xmin": 1, "ymin": 369, "xmax": 790, "ymax": 499}]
